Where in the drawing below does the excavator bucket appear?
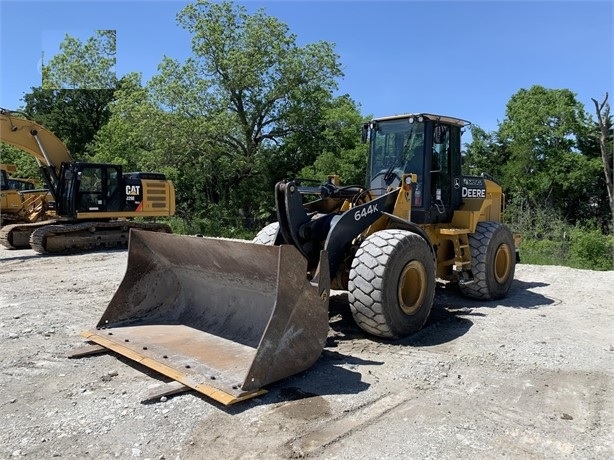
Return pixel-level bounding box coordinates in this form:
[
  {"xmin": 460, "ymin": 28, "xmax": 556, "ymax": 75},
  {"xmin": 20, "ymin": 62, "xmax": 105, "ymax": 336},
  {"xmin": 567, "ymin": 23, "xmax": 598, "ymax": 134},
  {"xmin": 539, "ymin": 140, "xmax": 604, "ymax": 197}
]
[{"xmin": 80, "ymin": 230, "xmax": 330, "ymax": 405}]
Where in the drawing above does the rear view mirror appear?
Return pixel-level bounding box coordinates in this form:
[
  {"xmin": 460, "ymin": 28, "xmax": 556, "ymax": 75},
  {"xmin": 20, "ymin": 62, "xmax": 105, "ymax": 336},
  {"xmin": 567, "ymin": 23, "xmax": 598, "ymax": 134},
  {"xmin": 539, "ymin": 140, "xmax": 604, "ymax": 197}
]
[{"xmin": 361, "ymin": 123, "xmax": 369, "ymax": 144}]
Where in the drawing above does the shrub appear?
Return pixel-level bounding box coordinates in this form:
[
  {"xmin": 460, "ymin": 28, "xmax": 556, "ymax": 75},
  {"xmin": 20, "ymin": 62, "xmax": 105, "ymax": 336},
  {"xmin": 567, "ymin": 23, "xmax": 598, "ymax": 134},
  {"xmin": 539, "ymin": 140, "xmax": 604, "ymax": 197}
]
[{"xmin": 567, "ymin": 227, "xmax": 614, "ymax": 270}]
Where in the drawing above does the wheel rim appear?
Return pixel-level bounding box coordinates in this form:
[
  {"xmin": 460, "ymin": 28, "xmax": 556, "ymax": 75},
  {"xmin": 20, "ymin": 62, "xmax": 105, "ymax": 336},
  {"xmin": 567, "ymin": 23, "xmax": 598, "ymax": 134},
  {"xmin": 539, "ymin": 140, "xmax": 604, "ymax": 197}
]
[
  {"xmin": 494, "ymin": 243, "xmax": 512, "ymax": 284},
  {"xmin": 398, "ymin": 260, "xmax": 427, "ymax": 315}
]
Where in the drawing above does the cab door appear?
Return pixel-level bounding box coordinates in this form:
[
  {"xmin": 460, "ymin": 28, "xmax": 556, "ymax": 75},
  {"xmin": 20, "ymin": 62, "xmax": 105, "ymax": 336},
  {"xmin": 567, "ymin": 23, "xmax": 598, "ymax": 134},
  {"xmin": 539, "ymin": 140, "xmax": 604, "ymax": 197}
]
[
  {"xmin": 74, "ymin": 164, "xmax": 123, "ymax": 213},
  {"xmin": 76, "ymin": 165, "xmax": 105, "ymax": 212},
  {"xmin": 57, "ymin": 163, "xmax": 78, "ymax": 218},
  {"xmin": 428, "ymin": 124, "xmax": 462, "ymax": 222}
]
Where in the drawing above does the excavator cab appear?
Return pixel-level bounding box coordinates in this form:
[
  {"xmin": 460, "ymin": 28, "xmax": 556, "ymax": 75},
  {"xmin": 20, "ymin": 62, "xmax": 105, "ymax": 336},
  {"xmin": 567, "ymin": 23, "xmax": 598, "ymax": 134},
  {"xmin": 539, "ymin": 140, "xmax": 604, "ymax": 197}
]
[
  {"xmin": 55, "ymin": 162, "xmax": 173, "ymax": 218},
  {"xmin": 56, "ymin": 163, "xmax": 123, "ymax": 216}
]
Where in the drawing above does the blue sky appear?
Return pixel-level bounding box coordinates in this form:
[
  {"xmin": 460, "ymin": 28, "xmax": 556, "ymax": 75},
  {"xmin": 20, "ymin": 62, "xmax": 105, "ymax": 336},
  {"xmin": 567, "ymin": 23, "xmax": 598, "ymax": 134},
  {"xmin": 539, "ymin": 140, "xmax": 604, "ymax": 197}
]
[{"xmin": 0, "ymin": 0, "xmax": 612, "ymax": 133}]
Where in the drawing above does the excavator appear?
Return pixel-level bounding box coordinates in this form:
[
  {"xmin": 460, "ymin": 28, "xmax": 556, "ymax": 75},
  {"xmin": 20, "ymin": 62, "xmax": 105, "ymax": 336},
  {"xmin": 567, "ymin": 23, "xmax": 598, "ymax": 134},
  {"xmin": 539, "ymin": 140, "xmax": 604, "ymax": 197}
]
[
  {"xmin": 0, "ymin": 108, "xmax": 175, "ymax": 253},
  {"xmin": 75, "ymin": 113, "xmax": 519, "ymax": 405}
]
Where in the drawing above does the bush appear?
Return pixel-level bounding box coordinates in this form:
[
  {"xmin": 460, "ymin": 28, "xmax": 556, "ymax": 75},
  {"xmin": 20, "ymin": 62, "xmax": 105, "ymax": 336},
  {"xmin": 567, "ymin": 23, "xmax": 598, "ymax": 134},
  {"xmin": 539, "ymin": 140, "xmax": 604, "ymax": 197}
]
[
  {"xmin": 506, "ymin": 201, "xmax": 613, "ymax": 271},
  {"xmin": 514, "ymin": 227, "xmax": 613, "ymax": 271},
  {"xmin": 567, "ymin": 227, "xmax": 614, "ymax": 270},
  {"xmin": 517, "ymin": 238, "xmax": 570, "ymax": 266},
  {"xmin": 166, "ymin": 206, "xmax": 261, "ymax": 240}
]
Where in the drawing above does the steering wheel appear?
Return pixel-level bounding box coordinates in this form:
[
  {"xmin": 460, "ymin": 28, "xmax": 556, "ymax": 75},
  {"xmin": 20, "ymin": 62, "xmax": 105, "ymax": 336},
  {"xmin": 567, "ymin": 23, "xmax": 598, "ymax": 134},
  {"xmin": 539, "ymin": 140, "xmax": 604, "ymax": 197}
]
[{"xmin": 370, "ymin": 168, "xmax": 402, "ymax": 189}]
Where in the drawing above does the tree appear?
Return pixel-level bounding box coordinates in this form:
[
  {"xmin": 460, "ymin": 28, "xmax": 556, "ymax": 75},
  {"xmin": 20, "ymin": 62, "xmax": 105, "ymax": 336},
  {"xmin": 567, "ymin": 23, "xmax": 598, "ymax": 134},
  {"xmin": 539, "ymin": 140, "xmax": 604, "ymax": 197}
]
[
  {"xmin": 497, "ymin": 85, "xmax": 595, "ymax": 223},
  {"xmin": 297, "ymin": 95, "xmax": 367, "ymax": 186},
  {"xmin": 23, "ymin": 87, "xmax": 115, "ymax": 158},
  {"xmin": 138, "ymin": 0, "xmax": 347, "ymax": 219},
  {"xmin": 591, "ymin": 93, "xmax": 614, "ymax": 217},
  {"xmin": 0, "ymin": 144, "xmax": 40, "ymax": 179},
  {"xmin": 463, "ymin": 125, "xmax": 508, "ymax": 181},
  {"xmin": 18, "ymin": 31, "xmax": 118, "ymax": 158},
  {"xmin": 91, "ymin": 73, "xmax": 161, "ymax": 170},
  {"xmin": 42, "ymin": 30, "xmax": 116, "ymax": 90}
]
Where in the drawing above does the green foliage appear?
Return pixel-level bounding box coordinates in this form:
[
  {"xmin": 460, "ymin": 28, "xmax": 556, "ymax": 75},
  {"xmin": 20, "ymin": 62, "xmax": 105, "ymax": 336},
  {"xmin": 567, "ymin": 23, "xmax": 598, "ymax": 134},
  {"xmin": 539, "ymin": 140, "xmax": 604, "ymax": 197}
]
[
  {"xmin": 505, "ymin": 200, "xmax": 613, "ymax": 270},
  {"xmin": 23, "ymin": 87, "xmax": 115, "ymax": 158},
  {"xmin": 518, "ymin": 239, "xmax": 570, "ymax": 266},
  {"xmin": 0, "ymin": 144, "xmax": 40, "ymax": 178},
  {"xmin": 467, "ymin": 85, "xmax": 612, "ymax": 270},
  {"xmin": 16, "ymin": 31, "xmax": 119, "ymax": 160},
  {"xmin": 297, "ymin": 96, "xmax": 367, "ymax": 186},
  {"xmin": 91, "ymin": 73, "xmax": 165, "ymax": 170},
  {"xmin": 504, "ymin": 195, "xmax": 568, "ymax": 241},
  {"xmin": 518, "ymin": 230, "xmax": 613, "ymax": 271},
  {"xmin": 497, "ymin": 86, "xmax": 592, "ymax": 212},
  {"xmin": 95, "ymin": 0, "xmax": 352, "ymax": 224},
  {"xmin": 299, "ymin": 144, "xmax": 368, "ymax": 186},
  {"xmin": 567, "ymin": 226, "xmax": 614, "ymax": 270},
  {"xmin": 166, "ymin": 205, "xmax": 259, "ymax": 240},
  {"xmin": 43, "ymin": 30, "xmax": 116, "ymax": 90},
  {"xmin": 463, "ymin": 125, "xmax": 508, "ymax": 181}
]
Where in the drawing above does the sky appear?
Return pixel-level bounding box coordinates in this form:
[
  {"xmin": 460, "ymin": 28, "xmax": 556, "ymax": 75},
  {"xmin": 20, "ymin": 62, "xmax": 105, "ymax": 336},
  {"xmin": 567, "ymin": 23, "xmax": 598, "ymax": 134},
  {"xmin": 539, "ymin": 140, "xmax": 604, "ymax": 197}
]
[{"xmin": 0, "ymin": 0, "xmax": 612, "ymax": 134}]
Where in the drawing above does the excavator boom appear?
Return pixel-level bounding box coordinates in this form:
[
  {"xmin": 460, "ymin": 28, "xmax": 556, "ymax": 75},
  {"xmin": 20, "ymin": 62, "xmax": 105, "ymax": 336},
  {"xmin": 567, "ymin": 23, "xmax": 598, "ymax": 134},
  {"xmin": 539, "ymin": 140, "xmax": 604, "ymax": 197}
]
[
  {"xmin": 0, "ymin": 109, "xmax": 72, "ymax": 169},
  {"xmin": 0, "ymin": 108, "xmax": 72, "ymax": 197}
]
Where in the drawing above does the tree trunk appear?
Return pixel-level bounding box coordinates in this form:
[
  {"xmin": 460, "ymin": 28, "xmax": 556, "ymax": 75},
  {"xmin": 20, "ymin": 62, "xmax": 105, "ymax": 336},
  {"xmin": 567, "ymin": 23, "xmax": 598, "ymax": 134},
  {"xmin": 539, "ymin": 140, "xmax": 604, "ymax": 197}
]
[{"xmin": 591, "ymin": 93, "xmax": 614, "ymax": 217}]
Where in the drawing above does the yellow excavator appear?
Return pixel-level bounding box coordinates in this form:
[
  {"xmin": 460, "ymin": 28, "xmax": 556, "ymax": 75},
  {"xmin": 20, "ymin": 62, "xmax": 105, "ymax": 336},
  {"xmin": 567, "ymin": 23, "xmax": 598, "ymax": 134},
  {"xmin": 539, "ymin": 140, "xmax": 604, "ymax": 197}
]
[
  {"xmin": 0, "ymin": 108, "xmax": 175, "ymax": 253},
  {"xmin": 76, "ymin": 113, "xmax": 519, "ymax": 405}
]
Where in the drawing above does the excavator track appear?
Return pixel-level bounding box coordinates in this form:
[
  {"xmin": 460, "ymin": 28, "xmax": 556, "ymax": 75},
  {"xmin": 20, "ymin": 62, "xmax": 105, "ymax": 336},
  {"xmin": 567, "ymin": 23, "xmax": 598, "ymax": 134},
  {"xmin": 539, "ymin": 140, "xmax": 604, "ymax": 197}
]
[
  {"xmin": 29, "ymin": 221, "xmax": 172, "ymax": 255},
  {"xmin": 0, "ymin": 220, "xmax": 60, "ymax": 249}
]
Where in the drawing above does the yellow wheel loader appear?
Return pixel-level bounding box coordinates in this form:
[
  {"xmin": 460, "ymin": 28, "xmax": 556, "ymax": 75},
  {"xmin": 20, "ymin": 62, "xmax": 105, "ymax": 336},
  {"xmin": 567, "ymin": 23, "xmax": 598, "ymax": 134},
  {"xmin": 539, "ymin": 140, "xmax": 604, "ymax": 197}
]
[
  {"xmin": 0, "ymin": 109, "xmax": 175, "ymax": 253},
  {"xmin": 1, "ymin": 163, "xmax": 54, "ymax": 227},
  {"xmin": 77, "ymin": 113, "xmax": 518, "ymax": 405}
]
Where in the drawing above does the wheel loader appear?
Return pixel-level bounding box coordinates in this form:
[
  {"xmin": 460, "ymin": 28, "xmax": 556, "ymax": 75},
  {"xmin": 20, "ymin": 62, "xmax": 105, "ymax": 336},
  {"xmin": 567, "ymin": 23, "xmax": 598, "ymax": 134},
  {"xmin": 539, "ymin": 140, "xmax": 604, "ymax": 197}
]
[
  {"xmin": 1, "ymin": 163, "xmax": 54, "ymax": 227},
  {"xmin": 0, "ymin": 109, "xmax": 175, "ymax": 253},
  {"xmin": 1, "ymin": 164, "xmax": 40, "ymax": 191},
  {"xmin": 76, "ymin": 113, "xmax": 518, "ymax": 405}
]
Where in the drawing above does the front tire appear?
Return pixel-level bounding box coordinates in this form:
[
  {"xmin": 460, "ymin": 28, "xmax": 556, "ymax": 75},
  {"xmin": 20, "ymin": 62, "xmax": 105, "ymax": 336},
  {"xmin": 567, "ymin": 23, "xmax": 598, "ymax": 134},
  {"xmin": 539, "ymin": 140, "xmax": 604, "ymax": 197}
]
[
  {"xmin": 348, "ymin": 229, "xmax": 436, "ymax": 339},
  {"xmin": 252, "ymin": 222, "xmax": 280, "ymax": 245},
  {"xmin": 460, "ymin": 221, "xmax": 515, "ymax": 300}
]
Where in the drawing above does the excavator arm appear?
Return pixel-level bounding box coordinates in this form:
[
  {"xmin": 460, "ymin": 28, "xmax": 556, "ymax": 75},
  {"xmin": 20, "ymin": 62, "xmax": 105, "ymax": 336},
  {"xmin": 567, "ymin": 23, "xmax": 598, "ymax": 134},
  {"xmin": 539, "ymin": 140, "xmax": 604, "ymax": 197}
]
[{"xmin": 0, "ymin": 108, "xmax": 73, "ymax": 199}]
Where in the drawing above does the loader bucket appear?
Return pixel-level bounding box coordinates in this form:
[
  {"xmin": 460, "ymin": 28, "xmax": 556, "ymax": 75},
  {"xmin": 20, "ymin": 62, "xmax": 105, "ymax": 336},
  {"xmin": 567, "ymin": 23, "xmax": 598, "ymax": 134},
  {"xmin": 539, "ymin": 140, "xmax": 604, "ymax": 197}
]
[{"xmin": 81, "ymin": 230, "xmax": 330, "ymax": 405}]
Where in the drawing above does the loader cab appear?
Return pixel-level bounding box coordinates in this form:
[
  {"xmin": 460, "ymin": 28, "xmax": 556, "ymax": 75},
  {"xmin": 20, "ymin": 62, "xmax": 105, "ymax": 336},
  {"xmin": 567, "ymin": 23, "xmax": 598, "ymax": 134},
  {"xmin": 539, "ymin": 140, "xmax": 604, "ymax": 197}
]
[
  {"xmin": 57, "ymin": 163, "xmax": 123, "ymax": 217},
  {"xmin": 0, "ymin": 168, "xmax": 9, "ymax": 190},
  {"xmin": 364, "ymin": 113, "xmax": 468, "ymax": 224}
]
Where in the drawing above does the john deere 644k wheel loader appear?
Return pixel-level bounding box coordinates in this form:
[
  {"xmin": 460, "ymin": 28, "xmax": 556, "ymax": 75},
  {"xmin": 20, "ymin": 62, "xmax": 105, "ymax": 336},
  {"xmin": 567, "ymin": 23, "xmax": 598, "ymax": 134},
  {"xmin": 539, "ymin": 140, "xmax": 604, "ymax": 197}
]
[{"xmin": 77, "ymin": 113, "xmax": 518, "ymax": 405}]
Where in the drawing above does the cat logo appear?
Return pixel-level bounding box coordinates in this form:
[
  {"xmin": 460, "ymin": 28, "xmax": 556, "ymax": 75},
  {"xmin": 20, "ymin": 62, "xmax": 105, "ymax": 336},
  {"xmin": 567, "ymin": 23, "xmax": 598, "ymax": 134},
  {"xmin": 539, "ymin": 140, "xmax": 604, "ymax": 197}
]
[{"xmin": 126, "ymin": 185, "xmax": 141, "ymax": 196}]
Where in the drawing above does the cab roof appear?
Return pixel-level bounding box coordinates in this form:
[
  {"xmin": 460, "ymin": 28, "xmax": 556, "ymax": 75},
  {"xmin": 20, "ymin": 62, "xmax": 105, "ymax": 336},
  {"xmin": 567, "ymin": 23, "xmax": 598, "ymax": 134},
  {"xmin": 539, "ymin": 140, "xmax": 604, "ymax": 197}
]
[{"xmin": 370, "ymin": 113, "xmax": 470, "ymax": 128}]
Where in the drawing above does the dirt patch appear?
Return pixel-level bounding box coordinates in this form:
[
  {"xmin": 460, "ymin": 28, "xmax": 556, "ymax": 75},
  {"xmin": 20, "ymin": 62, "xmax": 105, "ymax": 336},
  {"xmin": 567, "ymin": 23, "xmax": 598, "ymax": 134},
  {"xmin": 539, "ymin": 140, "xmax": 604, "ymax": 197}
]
[{"xmin": 0, "ymin": 247, "xmax": 612, "ymax": 459}]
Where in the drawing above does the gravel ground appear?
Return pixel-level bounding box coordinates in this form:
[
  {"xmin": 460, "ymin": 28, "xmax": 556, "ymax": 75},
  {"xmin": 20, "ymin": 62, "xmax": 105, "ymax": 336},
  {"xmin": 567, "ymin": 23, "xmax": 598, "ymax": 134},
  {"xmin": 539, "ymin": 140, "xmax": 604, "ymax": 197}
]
[{"xmin": 0, "ymin": 246, "xmax": 612, "ymax": 460}]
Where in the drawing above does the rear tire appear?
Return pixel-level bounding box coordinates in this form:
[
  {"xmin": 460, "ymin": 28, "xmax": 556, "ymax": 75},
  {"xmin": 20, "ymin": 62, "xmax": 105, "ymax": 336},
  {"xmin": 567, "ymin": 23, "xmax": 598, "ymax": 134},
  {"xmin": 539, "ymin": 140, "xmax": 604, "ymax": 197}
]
[
  {"xmin": 460, "ymin": 221, "xmax": 515, "ymax": 300},
  {"xmin": 253, "ymin": 222, "xmax": 280, "ymax": 245},
  {"xmin": 348, "ymin": 229, "xmax": 436, "ymax": 339}
]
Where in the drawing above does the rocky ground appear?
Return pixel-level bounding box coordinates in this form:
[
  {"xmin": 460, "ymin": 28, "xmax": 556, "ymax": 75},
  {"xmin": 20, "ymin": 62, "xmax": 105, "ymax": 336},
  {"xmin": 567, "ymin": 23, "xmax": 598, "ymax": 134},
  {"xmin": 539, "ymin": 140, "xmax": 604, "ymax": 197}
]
[{"xmin": 0, "ymin": 246, "xmax": 612, "ymax": 459}]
